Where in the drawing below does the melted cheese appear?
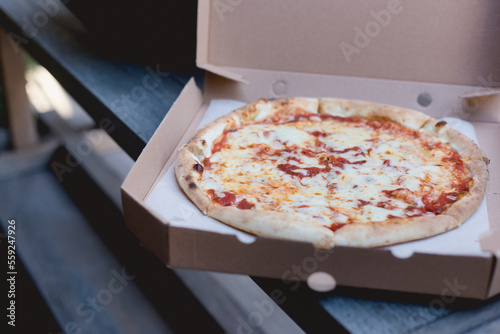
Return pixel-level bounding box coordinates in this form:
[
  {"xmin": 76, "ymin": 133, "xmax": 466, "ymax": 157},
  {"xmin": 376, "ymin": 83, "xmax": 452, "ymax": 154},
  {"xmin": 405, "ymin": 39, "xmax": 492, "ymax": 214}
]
[{"xmin": 200, "ymin": 114, "xmax": 470, "ymax": 229}]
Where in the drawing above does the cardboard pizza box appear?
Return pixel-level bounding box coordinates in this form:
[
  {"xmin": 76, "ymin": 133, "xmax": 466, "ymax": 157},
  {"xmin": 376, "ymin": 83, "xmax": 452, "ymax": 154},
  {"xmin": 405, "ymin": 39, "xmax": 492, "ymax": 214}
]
[{"xmin": 121, "ymin": 0, "xmax": 500, "ymax": 299}]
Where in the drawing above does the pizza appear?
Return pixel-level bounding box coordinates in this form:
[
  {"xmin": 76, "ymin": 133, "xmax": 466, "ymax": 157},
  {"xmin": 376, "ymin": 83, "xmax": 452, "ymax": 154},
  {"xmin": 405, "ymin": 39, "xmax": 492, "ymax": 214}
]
[{"xmin": 174, "ymin": 98, "xmax": 489, "ymax": 248}]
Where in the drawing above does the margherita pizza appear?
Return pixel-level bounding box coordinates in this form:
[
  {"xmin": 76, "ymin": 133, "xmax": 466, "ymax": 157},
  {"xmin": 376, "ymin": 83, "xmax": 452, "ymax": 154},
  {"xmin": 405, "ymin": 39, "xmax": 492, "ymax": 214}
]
[{"xmin": 175, "ymin": 98, "xmax": 489, "ymax": 248}]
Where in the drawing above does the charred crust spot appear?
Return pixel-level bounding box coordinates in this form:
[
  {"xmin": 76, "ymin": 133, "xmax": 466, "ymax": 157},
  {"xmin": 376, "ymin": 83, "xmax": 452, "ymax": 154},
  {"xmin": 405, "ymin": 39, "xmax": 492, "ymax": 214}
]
[
  {"xmin": 185, "ymin": 175, "xmax": 192, "ymax": 181},
  {"xmin": 189, "ymin": 182, "xmax": 197, "ymax": 189},
  {"xmin": 201, "ymin": 139, "xmax": 206, "ymax": 146},
  {"xmin": 193, "ymin": 163, "xmax": 204, "ymax": 173},
  {"xmin": 436, "ymin": 120, "xmax": 447, "ymax": 127}
]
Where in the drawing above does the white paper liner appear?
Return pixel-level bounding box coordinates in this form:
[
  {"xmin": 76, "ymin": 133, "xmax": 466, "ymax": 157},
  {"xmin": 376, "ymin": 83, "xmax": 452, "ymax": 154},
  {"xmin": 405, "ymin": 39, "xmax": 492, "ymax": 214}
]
[{"xmin": 145, "ymin": 100, "xmax": 490, "ymax": 257}]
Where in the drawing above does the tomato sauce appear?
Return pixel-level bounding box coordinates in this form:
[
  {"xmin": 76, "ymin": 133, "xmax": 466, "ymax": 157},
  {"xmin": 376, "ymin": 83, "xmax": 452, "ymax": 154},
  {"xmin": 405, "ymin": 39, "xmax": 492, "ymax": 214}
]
[
  {"xmin": 202, "ymin": 157, "xmax": 212, "ymax": 169},
  {"xmin": 212, "ymin": 129, "xmax": 235, "ymax": 154},
  {"xmin": 207, "ymin": 189, "xmax": 236, "ymax": 206},
  {"xmin": 328, "ymin": 156, "xmax": 365, "ymax": 169},
  {"xmin": 318, "ymin": 114, "xmax": 359, "ymax": 124},
  {"xmin": 329, "ymin": 146, "xmax": 365, "ymax": 156},
  {"xmin": 358, "ymin": 199, "xmax": 370, "ymax": 206},
  {"xmin": 327, "ymin": 184, "xmax": 337, "ymax": 191},
  {"xmin": 442, "ymin": 150, "xmax": 469, "ymax": 176},
  {"xmin": 404, "ymin": 206, "xmax": 427, "ymax": 217},
  {"xmin": 277, "ymin": 164, "xmax": 331, "ymax": 178},
  {"xmin": 328, "ymin": 222, "xmax": 346, "ymax": 232},
  {"xmin": 365, "ymin": 118, "xmax": 419, "ymax": 138},
  {"xmin": 310, "ymin": 131, "xmax": 329, "ymax": 137},
  {"xmin": 236, "ymin": 199, "xmax": 255, "ymax": 210},
  {"xmin": 376, "ymin": 201, "xmax": 397, "ymax": 210},
  {"xmin": 299, "ymin": 149, "xmax": 315, "ymax": 157},
  {"xmin": 422, "ymin": 192, "xmax": 458, "ymax": 215}
]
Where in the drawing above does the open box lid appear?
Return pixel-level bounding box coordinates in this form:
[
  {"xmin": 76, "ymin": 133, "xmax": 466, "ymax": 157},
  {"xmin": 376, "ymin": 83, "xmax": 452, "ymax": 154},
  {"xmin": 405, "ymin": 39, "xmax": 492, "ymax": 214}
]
[
  {"xmin": 198, "ymin": 0, "xmax": 500, "ymax": 86},
  {"xmin": 197, "ymin": 0, "xmax": 500, "ymax": 120}
]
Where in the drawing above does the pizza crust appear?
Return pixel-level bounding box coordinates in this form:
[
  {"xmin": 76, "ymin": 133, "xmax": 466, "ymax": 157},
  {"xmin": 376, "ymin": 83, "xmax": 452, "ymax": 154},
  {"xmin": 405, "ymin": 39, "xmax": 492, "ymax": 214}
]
[
  {"xmin": 440, "ymin": 157, "xmax": 489, "ymax": 225},
  {"xmin": 175, "ymin": 97, "xmax": 489, "ymax": 249},
  {"xmin": 319, "ymin": 98, "xmax": 432, "ymax": 130},
  {"xmin": 209, "ymin": 206, "xmax": 335, "ymax": 248},
  {"xmin": 423, "ymin": 120, "xmax": 490, "ymax": 227},
  {"xmin": 333, "ymin": 215, "xmax": 458, "ymax": 247},
  {"xmin": 175, "ymin": 147, "xmax": 213, "ymax": 215}
]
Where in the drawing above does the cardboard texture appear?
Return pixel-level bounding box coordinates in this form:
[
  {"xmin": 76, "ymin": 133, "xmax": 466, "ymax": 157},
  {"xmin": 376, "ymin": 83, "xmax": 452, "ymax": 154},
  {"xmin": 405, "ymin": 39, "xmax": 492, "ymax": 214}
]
[
  {"xmin": 122, "ymin": 0, "xmax": 500, "ymax": 298},
  {"xmin": 199, "ymin": 0, "xmax": 500, "ymax": 86}
]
